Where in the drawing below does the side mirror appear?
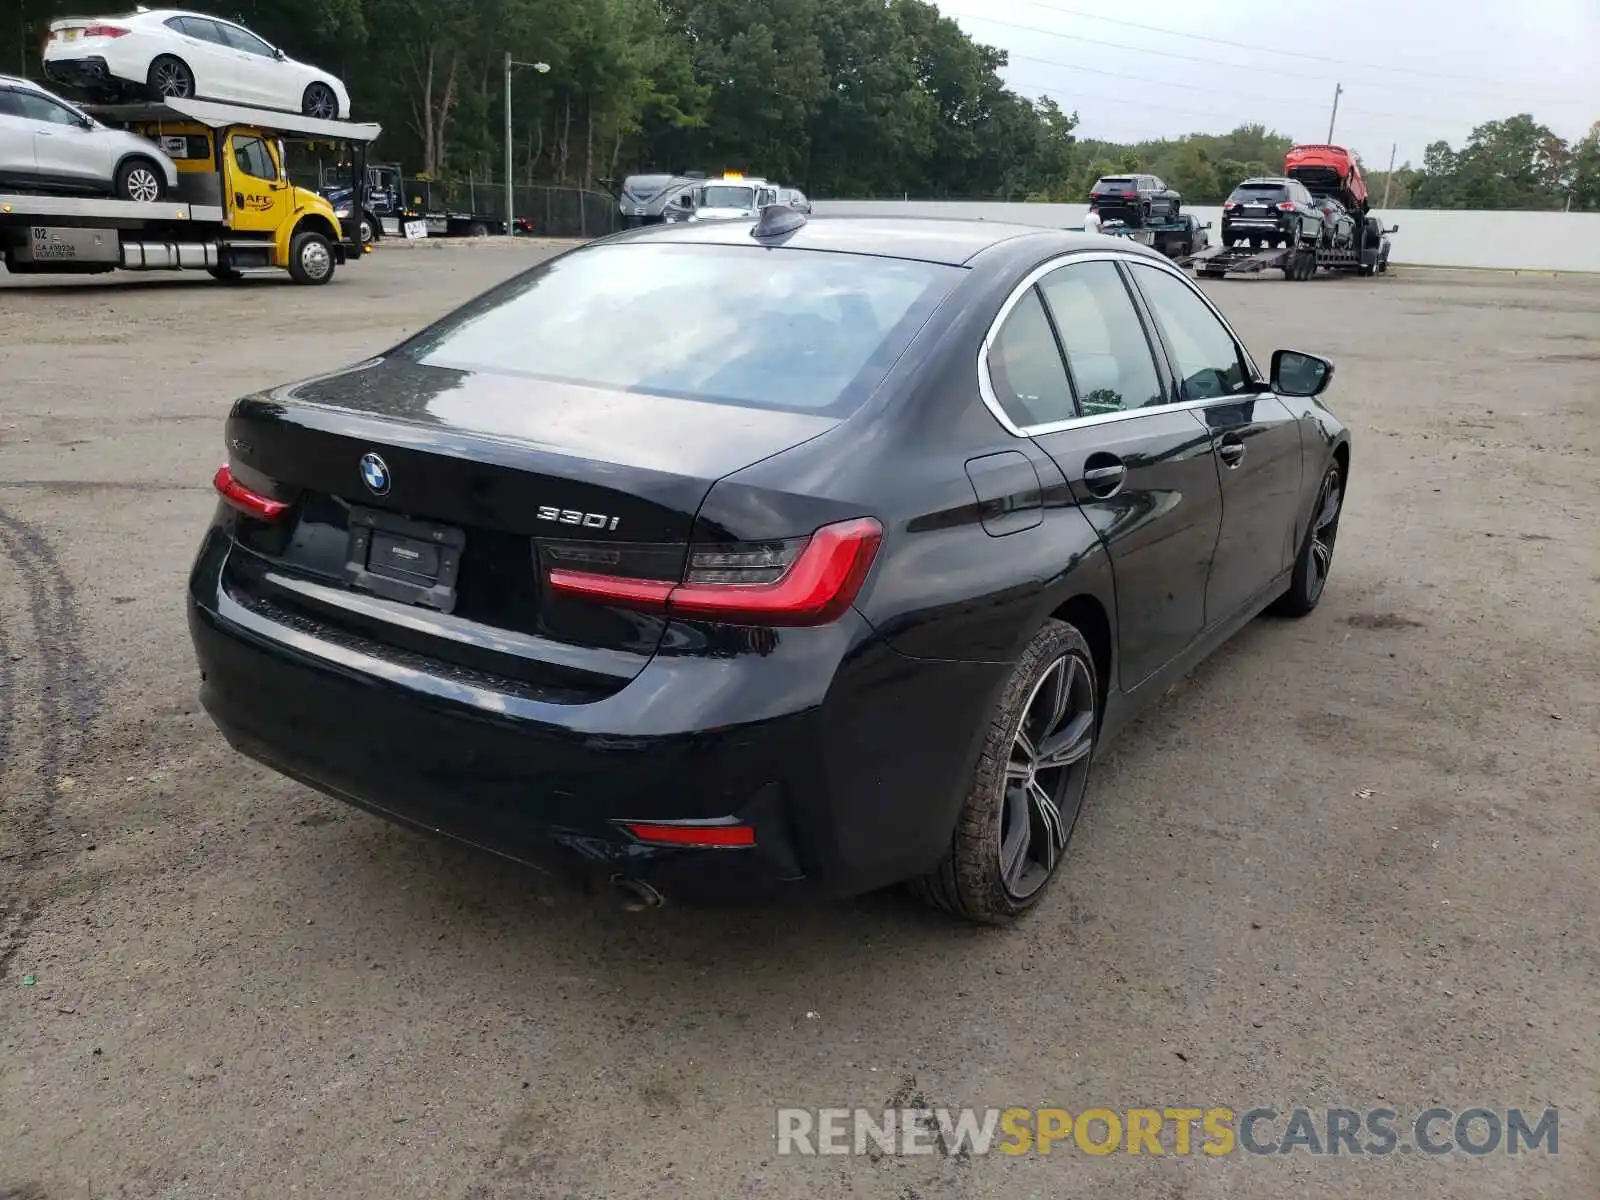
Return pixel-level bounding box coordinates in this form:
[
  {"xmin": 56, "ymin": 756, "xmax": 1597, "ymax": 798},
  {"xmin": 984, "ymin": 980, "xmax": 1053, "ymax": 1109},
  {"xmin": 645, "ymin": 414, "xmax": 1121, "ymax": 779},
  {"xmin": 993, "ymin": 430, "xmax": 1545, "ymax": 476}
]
[
  {"xmin": 677, "ymin": 193, "xmax": 693, "ymax": 208},
  {"xmin": 1271, "ymin": 349, "xmax": 1334, "ymax": 398},
  {"xmin": 1386, "ymin": 224, "xmax": 1399, "ymax": 233},
  {"xmin": 274, "ymin": 47, "xmax": 287, "ymax": 60},
  {"xmin": 1201, "ymin": 220, "xmax": 1212, "ymax": 230}
]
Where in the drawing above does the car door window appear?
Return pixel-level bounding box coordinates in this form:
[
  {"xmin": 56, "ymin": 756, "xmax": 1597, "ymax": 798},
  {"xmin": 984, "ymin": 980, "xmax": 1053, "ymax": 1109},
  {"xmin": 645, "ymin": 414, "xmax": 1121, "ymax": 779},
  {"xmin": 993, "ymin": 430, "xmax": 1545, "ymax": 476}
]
[
  {"xmin": 986, "ymin": 289, "xmax": 1075, "ymax": 427},
  {"xmin": 1037, "ymin": 260, "xmax": 1166, "ymax": 416},
  {"xmin": 173, "ymin": 16, "xmax": 227, "ymax": 44},
  {"xmin": 218, "ymin": 23, "xmax": 275, "ymax": 56},
  {"xmin": 11, "ymin": 91, "xmax": 82, "ymax": 126},
  {"xmin": 232, "ymin": 135, "xmax": 276, "ymax": 182},
  {"xmin": 1129, "ymin": 265, "xmax": 1254, "ymax": 401}
]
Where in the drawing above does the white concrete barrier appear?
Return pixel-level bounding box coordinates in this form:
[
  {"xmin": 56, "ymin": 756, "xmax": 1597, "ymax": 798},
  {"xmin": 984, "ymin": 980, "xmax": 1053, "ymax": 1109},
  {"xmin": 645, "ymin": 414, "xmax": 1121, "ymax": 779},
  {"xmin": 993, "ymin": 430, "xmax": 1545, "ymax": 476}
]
[{"xmin": 809, "ymin": 200, "xmax": 1600, "ymax": 273}]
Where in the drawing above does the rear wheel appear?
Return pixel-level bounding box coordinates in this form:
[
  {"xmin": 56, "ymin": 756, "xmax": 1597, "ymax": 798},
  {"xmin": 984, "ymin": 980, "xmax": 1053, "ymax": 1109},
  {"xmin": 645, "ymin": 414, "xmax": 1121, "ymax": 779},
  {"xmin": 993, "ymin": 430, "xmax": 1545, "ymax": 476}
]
[
  {"xmin": 302, "ymin": 82, "xmax": 338, "ymax": 120},
  {"xmin": 147, "ymin": 55, "xmax": 194, "ymax": 99},
  {"xmin": 287, "ymin": 230, "xmax": 335, "ymax": 285},
  {"xmin": 911, "ymin": 619, "xmax": 1097, "ymax": 924},
  {"xmin": 465, "ymin": 221, "xmax": 489, "ymax": 238},
  {"xmin": 1272, "ymin": 462, "xmax": 1343, "ymax": 616},
  {"xmin": 114, "ymin": 157, "xmax": 164, "ymax": 203}
]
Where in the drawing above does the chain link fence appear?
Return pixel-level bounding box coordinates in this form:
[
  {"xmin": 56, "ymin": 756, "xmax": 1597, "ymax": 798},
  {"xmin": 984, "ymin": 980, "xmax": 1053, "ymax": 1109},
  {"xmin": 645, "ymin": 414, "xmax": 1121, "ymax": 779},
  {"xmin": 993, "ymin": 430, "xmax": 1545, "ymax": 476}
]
[{"xmin": 289, "ymin": 164, "xmax": 619, "ymax": 238}]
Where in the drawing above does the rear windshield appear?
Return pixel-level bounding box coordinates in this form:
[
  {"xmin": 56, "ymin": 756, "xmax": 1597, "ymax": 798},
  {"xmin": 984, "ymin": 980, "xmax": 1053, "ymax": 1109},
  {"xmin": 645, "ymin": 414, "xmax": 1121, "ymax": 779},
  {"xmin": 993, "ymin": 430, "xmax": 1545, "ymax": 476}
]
[
  {"xmin": 398, "ymin": 242, "xmax": 963, "ymax": 416},
  {"xmin": 1232, "ymin": 183, "xmax": 1289, "ymax": 198},
  {"xmin": 1093, "ymin": 178, "xmax": 1135, "ymax": 190},
  {"xmin": 623, "ymin": 175, "xmax": 672, "ymax": 198}
]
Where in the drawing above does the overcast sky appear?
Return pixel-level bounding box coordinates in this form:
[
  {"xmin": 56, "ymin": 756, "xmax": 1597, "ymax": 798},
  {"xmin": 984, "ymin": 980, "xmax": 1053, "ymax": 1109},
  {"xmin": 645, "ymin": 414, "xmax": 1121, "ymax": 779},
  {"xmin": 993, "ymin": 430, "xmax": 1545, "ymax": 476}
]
[{"xmin": 935, "ymin": 0, "xmax": 1599, "ymax": 167}]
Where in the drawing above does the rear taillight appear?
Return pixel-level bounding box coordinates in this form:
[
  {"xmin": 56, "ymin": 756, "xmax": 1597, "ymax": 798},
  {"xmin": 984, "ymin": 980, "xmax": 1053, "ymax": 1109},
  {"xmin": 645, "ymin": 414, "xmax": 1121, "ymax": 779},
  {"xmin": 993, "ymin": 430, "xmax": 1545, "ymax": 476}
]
[
  {"xmin": 82, "ymin": 24, "xmax": 130, "ymax": 36},
  {"xmin": 1277, "ymin": 202, "xmax": 1297, "ymax": 211},
  {"xmin": 213, "ymin": 464, "xmax": 288, "ymax": 521},
  {"xmin": 621, "ymin": 820, "xmax": 756, "ymax": 848},
  {"xmin": 544, "ymin": 516, "xmax": 883, "ymax": 627},
  {"xmin": 1223, "ymin": 201, "xmax": 1237, "ymax": 210}
]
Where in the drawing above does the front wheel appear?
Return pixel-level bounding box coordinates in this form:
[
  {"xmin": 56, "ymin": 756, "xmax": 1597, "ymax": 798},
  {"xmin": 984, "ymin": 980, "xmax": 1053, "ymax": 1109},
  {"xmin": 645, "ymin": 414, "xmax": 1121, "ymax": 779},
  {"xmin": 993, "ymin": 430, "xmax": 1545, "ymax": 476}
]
[
  {"xmin": 115, "ymin": 157, "xmax": 164, "ymax": 203},
  {"xmin": 1272, "ymin": 462, "xmax": 1344, "ymax": 617},
  {"xmin": 302, "ymin": 82, "xmax": 338, "ymax": 120},
  {"xmin": 287, "ymin": 230, "xmax": 336, "ymax": 285},
  {"xmin": 911, "ymin": 619, "xmax": 1098, "ymax": 924}
]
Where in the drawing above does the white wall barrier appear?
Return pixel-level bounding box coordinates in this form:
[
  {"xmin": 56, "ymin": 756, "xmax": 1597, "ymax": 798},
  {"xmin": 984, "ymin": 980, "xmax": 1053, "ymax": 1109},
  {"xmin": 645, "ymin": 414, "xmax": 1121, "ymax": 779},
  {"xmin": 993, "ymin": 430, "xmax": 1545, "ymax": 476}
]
[{"xmin": 809, "ymin": 200, "xmax": 1600, "ymax": 273}]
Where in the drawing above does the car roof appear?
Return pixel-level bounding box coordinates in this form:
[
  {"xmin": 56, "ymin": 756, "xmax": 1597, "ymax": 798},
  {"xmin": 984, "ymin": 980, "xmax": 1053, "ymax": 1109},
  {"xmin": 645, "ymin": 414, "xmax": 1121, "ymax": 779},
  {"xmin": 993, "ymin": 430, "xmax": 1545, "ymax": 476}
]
[
  {"xmin": 603, "ymin": 215, "xmax": 1147, "ymax": 267},
  {"xmin": 0, "ymin": 73, "xmax": 48, "ymax": 90},
  {"xmin": 1237, "ymin": 177, "xmax": 1292, "ymax": 186}
]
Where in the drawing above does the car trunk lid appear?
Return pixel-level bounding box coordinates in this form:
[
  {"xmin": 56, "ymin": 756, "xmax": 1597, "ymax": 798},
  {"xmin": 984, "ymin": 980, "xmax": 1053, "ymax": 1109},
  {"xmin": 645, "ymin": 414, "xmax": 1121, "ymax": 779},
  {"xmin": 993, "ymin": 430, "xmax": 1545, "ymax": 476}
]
[{"xmin": 216, "ymin": 357, "xmax": 839, "ymax": 698}]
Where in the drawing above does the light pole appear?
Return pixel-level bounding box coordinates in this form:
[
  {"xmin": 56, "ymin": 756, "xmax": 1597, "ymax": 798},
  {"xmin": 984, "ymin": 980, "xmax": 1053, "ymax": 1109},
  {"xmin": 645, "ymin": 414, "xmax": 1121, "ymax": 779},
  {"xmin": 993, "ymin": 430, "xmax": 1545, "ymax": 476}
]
[
  {"xmin": 503, "ymin": 53, "xmax": 550, "ymax": 235},
  {"xmin": 1326, "ymin": 82, "xmax": 1342, "ymax": 143}
]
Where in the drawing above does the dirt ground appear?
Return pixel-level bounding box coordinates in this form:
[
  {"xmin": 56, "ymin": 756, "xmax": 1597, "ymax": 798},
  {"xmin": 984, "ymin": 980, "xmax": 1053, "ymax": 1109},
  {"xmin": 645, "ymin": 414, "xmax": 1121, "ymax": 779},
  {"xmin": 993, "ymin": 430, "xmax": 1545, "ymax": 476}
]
[{"xmin": 1, "ymin": 247, "xmax": 1596, "ymax": 1200}]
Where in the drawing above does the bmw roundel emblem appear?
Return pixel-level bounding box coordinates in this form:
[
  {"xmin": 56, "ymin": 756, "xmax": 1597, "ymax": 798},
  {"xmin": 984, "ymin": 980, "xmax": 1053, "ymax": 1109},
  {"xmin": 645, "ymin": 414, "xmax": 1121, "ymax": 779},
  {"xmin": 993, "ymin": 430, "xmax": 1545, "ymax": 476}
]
[{"xmin": 359, "ymin": 452, "xmax": 391, "ymax": 496}]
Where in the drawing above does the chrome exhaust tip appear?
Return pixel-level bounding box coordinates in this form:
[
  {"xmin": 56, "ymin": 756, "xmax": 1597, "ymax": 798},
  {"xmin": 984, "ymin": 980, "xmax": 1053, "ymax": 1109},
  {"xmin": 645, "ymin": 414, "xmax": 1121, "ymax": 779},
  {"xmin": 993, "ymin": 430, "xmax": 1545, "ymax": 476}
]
[{"xmin": 611, "ymin": 875, "xmax": 665, "ymax": 910}]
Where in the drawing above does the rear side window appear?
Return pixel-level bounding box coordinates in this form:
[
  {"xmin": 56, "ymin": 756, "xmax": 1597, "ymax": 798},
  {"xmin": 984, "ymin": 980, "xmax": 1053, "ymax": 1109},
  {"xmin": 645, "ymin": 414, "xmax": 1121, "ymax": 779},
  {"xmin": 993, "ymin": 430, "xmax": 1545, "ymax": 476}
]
[
  {"xmin": 399, "ymin": 243, "xmax": 962, "ymax": 416},
  {"xmin": 987, "ymin": 290, "xmax": 1074, "ymax": 427},
  {"xmin": 1037, "ymin": 261, "xmax": 1165, "ymax": 416}
]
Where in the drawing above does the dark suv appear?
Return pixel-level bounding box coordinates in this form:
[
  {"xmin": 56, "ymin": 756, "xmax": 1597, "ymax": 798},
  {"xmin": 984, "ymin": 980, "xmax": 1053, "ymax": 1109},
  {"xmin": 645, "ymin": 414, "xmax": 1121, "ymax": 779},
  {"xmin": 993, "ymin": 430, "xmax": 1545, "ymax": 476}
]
[
  {"xmin": 1088, "ymin": 174, "xmax": 1181, "ymax": 225},
  {"xmin": 1221, "ymin": 178, "xmax": 1322, "ymax": 249}
]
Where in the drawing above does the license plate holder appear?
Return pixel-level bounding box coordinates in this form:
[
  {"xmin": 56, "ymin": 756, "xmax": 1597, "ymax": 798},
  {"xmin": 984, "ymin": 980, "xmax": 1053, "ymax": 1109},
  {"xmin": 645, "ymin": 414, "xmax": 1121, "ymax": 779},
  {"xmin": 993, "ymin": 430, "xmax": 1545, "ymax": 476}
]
[{"xmin": 343, "ymin": 506, "xmax": 465, "ymax": 613}]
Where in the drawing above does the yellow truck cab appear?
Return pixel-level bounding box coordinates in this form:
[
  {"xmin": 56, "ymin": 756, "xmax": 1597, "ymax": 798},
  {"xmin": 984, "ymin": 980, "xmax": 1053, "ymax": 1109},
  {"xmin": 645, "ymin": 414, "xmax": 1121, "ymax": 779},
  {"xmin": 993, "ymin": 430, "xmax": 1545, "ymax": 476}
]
[{"xmin": 0, "ymin": 96, "xmax": 380, "ymax": 284}]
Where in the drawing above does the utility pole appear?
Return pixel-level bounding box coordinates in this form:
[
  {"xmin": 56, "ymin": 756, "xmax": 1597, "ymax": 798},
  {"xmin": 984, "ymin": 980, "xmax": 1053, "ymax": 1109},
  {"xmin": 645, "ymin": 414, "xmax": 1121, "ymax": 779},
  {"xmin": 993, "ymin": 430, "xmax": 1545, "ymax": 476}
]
[
  {"xmin": 502, "ymin": 53, "xmax": 551, "ymax": 236},
  {"xmin": 1327, "ymin": 83, "xmax": 1342, "ymax": 143},
  {"xmin": 1380, "ymin": 142, "xmax": 1397, "ymax": 210}
]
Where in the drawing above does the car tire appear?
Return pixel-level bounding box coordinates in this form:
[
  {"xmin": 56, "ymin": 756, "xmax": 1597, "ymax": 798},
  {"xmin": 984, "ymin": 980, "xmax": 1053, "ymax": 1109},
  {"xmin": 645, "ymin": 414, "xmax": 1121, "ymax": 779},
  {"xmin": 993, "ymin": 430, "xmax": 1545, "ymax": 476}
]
[
  {"xmin": 1271, "ymin": 461, "xmax": 1343, "ymax": 617},
  {"xmin": 114, "ymin": 157, "xmax": 165, "ymax": 203},
  {"xmin": 147, "ymin": 55, "xmax": 194, "ymax": 100},
  {"xmin": 465, "ymin": 222, "xmax": 489, "ymax": 238},
  {"xmin": 287, "ymin": 230, "xmax": 336, "ymax": 285},
  {"xmin": 302, "ymin": 83, "xmax": 339, "ymax": 120},
  {"xmin": 358, "ymin": 214, "xmax": 377, "ymax": 244},
  {"xmin": 910, "ymin": 619, "xmax": 1098, "ymax": 925}
]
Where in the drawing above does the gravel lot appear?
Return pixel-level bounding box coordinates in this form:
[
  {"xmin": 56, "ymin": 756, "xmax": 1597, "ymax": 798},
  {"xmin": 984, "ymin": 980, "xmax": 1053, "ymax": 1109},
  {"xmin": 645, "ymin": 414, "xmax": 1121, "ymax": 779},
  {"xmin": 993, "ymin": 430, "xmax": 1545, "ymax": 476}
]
[{"xmin": 2, "ymin": 247, "xmax": 1596, "ymax": 1200}]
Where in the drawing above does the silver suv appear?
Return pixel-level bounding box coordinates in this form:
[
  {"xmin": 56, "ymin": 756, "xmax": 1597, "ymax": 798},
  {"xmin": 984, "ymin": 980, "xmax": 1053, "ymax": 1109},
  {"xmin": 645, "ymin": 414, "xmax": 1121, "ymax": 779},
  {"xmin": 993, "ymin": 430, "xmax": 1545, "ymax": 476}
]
[{"xmin": 0, "ymin": 75, "xmax": 178, "ymax": 202}]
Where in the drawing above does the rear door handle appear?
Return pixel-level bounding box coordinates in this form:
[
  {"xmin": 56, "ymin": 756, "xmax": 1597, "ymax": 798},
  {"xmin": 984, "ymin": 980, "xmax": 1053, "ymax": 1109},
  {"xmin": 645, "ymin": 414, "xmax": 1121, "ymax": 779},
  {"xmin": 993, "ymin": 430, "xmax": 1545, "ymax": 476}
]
[
  {"xmin": 1218, "ymin": 438, "xmax": 1246, "ymax": 468},
  {"xmin": 1082, "ymin": 455, "xmax": 1126, "ymax": 497}
]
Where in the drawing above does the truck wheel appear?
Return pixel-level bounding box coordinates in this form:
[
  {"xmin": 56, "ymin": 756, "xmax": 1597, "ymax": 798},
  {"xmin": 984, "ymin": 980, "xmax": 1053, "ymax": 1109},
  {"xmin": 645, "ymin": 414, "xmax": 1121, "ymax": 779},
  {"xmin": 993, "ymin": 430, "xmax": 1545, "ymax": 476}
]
[
  {"xmin": 358, "ymin": 213, "xmax": 378, "ymax": 244},
  {"xmin": 147, "ymin": 55, "xmax": 194, "ymax": 99},
  {"xmin": 288, "ymin": 231, "xmax": 336, "ymax": 285},
  {"xmin": 115, "ymin": 157, "xmax": 165, "ymax": 203},
  {"xmin": 465, "ymin": 222, "xmax": 489, "ymax": 238}
]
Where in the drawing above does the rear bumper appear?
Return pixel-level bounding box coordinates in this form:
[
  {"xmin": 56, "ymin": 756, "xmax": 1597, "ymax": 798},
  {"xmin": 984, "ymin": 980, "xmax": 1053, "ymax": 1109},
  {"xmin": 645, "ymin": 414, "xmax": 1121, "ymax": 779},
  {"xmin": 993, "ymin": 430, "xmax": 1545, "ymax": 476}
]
[
  {"xmin": 1223, "ymin": 214, "xmax": 1294, "ymax": 239},
  {"xmin": 42, "ymin": 55, "xmax": 115, "ymax": 87},
  {"xmin": 187, "ymin": 532, "xmax": 1006, "ymax": 904}
]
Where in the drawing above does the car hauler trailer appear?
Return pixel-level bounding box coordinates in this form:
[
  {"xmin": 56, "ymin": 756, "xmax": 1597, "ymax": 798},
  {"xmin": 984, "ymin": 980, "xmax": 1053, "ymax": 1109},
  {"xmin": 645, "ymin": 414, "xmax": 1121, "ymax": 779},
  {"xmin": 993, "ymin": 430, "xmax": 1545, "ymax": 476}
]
[
  {"xmin": 1184, "ymin": 218, "xmax": 1396, "ymax": 282},
  {"xmin": 0, "ymin": 96, "xmax": 379, "ymax": 283}
]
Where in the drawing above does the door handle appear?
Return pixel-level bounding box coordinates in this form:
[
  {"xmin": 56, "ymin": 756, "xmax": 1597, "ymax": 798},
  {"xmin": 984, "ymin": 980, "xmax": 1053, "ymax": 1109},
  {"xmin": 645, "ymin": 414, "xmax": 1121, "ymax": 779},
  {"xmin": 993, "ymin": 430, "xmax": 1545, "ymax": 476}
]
[
  {"xmin": 1218, "ymin": 437, "xmax": 1246, "ymax": 468},
  {"xmin": 235, "ymin": 192, "xmax": 245, "ymax": 206},
  {"xmin": 1082, "ymin": 455, "xmax": 1126, "ymax": 498}
]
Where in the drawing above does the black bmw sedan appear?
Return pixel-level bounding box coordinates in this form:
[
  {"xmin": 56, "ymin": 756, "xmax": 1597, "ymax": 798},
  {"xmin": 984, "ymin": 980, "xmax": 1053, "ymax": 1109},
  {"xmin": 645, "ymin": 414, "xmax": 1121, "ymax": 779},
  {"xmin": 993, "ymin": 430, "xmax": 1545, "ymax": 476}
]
[{"xmin": 188, "ymin": 210, "xmax": 1350, "ymax": 924}]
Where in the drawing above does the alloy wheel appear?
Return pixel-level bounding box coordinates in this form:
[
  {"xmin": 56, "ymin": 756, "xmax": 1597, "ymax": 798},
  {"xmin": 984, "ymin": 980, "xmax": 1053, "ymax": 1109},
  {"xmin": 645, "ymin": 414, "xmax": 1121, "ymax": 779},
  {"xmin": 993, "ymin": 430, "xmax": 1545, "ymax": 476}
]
[
  {"xmin": 125, "ymin": 167, "xmax": 160, "ymax": 203},
  {"xmin": 1306, "ymin": 466, "xmax": 1342, "ymax": 603},
  {"xmin": 306, "ymin": 86, "xmax": 337, "ymax": 120},
  {"xmin": 998, "ymin": 652, "xmax": 1095, "ymax": 899},
  {"xmin": 154, "ymin": 61, "xmax": 192, "ymax": 97}
]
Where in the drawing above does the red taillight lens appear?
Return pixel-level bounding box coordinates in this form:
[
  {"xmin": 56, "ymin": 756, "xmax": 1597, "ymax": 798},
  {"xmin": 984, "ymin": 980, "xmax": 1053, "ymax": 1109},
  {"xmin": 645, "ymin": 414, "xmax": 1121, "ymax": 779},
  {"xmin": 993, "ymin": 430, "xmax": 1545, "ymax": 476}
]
[
  {"xmin": 545, "ymin": 516, "xmax": 883, "ymax": 627},
  {"xmin": 1277, "ymin": 202, "xmax": 1297, "ymax": 211},
  {"xmin": 213, "ymin": 464, "xmax": 288, "ymax": 521},
  {"xmin": 621, "ymin": 821, "xmax": 756, "ymax": 848},
  {"xmin": 83, "ymin": 24, "xmax": 130, "ymax": 36},
  {"xmin": 1223, "ymin": 201, "xmax": 1237, "ymax": 210}
]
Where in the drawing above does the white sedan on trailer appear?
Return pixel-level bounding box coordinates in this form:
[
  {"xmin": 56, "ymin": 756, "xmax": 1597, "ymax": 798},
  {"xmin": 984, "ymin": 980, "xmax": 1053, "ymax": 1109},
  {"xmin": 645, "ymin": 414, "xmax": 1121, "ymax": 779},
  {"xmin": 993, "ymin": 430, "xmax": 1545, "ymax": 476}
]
[{"xmin": 42, "ymin": 9, "xmax": 349, "ymax": 119}]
